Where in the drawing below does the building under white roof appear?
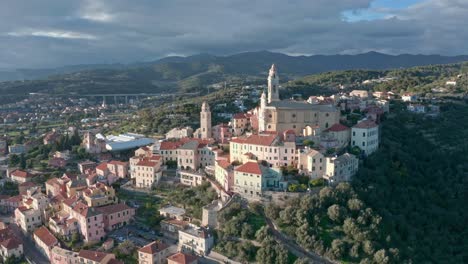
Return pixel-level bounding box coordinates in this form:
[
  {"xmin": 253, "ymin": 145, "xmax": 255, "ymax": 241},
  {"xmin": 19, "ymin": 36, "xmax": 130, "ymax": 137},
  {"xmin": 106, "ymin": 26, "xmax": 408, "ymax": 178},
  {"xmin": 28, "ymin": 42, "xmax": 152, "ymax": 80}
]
[{"xmin": 96, "ymin": 133, "xmax": 154, "ymax": 151}]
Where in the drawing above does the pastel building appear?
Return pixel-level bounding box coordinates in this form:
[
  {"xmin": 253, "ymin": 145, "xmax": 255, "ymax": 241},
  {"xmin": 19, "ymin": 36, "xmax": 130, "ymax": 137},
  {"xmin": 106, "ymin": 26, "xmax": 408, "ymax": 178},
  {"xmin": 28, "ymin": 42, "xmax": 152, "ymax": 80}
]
[
  {"xmin": 230, "ymin": 134, "xmax": 296, "ymax": 168},
  {"xmin": 82, "ymin": 183, "xmax": 117, "ymax": 207},
  {"xmin": 138, "ymin": 241, "xmax": 170, "ymax": 264},
  {"xmin": 233, "ymin": 161, "xmax": 285, "ymax": 199},
  {"xmin": 50, "ymin": 246, "xmax": 78, "ymax": 264},
  {"xmin": 0, "ymin": 226, "xmax": 23, "ymax": 261},
  {"xmin": 133, "ymin": 156, "xmax": 163, "ymax": 189},
  {"xmin": 33, "ymin": 226, "xmax": 59, "ymax": 258},
  {"xmin": 297, "ymin": 148, "xmax": 325, "ymax": 179},
  {"xmin": 324, "ymin": 153, "xmax": 359, "ymax": 183},
  {"xmin": 322, "ymin": 123, "xmax": 351, "ymax": 149},
  {"xmin": 351, "ymin": 120, "xmax": 379, "ymax": 155},
  {"xmin": 214, "ymin": 160, "xmax": 234, "ymax": 192},
  {"xmin": 257, "ymin": 64, "xmax": 341, "ymax": 134},
  {"xmin": 62, "ymin": 198, "xmax": 105, "ymax": 242},
  {"xmin": 96, "ymin": 203, "xmax": 135, "ymax": 231}
]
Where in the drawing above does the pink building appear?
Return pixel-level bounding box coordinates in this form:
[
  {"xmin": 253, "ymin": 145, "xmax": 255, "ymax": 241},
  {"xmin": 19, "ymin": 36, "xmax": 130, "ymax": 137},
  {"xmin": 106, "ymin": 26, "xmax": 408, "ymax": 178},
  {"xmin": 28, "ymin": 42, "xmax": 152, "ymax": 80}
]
[
  {"xmin": 96, "ymin": 203, "xmax": 135, "ymax": 231},
  {"xmin": 212, "ymin": 123, "xmax": 232, "ymax": 143},
  {"xmin": 107, "ymin": 161, "xmax": 129, "ymax": 178},
  {"xmin": 62, "ymin": 198, "xmax": 105, "ymax": 242}
]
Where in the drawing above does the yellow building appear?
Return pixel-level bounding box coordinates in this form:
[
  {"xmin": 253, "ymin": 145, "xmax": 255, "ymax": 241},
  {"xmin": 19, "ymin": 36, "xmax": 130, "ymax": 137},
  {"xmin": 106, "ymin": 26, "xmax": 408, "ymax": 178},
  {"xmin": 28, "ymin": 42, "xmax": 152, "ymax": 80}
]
[{"xmin": 258, "ymin": 64, "xmax": 341, "ymax": 134}]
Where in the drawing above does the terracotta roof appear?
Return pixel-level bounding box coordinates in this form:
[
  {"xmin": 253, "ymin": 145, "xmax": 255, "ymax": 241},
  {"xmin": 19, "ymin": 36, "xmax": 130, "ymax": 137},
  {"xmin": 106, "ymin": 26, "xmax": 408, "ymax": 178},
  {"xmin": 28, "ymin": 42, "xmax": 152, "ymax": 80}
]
[
  {"xmin": 136, "ymin": 160, "xmax": 157, "ymax": 167},
  {"xmin": 216, "ymin": 160, "xmax": 232, "ymax": 170},
  {"xmin": 33, "ymin": 226, "xmax": 58, "ymax": 247},
  {"xmin": 96, "ymin": 162, "xmax": 109, "ymax": 171},
  {"xmin": 108, "ymin": 160, "xmax": 128, "ymax": 166},
  {"xmin": 78, "ymin": 250, "xmax": 113, "ymax": 262},
  {"xmin": 233, "ymin": 113, "xmax": 247, "ymax": 119},
  {"xmin": 325, "ymin": 123, "xmax": 350, "ymax": 132},
  {"xmin": 235, "ymin": 162, "xmax": 262, "ymax": 175},
  {"xmin": 160, "ymin": 141, "xmax": 184, "ymax": 150},
  {"xmin": 353, "ymin": 120, "xmax": 378, "ymax": 129},
  {"xmin": 167, "ymin": 252, "xmax": 199, "ymax": 264},
  {"xmin": 11, "ymin": 170, "xmax": 31, "ymax": 178},
  {"xmin": 138, "ymin": 241, "xmax": 169, "ymax": 254},
  {"xmin": 230, "ymin": 134, "xmax": 278, "ymax": 146},
  {"xmin": 0, "ymin": 227, "xmax": 22, "ymax": 250},
  {"xmin": 96, "ymin": 203, "xmax": 133, "ymax": 215}
]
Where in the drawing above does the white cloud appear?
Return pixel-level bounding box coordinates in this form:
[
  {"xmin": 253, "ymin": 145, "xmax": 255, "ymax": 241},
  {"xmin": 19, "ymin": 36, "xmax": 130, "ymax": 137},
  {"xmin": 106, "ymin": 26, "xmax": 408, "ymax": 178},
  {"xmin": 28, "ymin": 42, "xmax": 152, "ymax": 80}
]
[
  {"xmin": 7, "ymin": 29, "xmax": 97, "ymax": 40},
  {"xmin": 0, "ymin": 0, "xmax": 467, "ymax": 68}
]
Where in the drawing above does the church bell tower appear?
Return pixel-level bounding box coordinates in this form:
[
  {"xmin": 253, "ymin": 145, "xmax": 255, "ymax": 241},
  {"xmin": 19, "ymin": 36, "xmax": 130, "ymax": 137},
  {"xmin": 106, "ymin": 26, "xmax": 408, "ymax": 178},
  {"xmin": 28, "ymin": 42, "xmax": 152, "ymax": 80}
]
[
  {"xmin": 200, "ymin": 101, "xmax": 212, "ymax": 139},
  {"xmin": 267, "ymin": 64, "xmax": 280, "ymax": 103}
]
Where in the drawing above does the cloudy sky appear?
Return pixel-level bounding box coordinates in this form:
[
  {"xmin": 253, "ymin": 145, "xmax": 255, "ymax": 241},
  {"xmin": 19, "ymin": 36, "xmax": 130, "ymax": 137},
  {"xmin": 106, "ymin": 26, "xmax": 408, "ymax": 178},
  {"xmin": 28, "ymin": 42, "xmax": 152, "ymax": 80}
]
[{"xmin": 0, "ymin": 0, "xmax": 467, "ymax": 68}]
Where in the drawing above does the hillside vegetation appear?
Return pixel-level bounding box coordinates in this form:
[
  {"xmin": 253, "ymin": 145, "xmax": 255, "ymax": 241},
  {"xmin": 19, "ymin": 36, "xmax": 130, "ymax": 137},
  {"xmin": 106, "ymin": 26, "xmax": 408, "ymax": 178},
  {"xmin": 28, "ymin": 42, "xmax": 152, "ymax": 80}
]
[
  {"xmin": 266, "ymin": 102, "xmax": 468, "ymax": 263},
  {"xmin": 286, "ymin": 62, "xmax": 468, "ymax": 98}
]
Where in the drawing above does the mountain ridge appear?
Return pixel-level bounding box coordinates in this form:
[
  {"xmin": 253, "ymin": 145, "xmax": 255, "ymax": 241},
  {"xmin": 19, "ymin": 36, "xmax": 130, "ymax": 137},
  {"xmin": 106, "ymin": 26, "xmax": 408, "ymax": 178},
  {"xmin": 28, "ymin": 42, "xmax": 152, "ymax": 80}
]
[{"xmin": 2, "ymin": 51, "xmax": 468, "ymax": 82}]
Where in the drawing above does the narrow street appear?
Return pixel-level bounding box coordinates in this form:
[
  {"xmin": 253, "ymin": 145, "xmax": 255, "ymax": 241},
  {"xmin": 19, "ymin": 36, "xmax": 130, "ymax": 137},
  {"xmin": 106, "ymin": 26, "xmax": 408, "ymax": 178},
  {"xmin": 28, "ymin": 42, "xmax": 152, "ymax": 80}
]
[
  {"xmin": 264, "ymin": 216, "xmax": 336, "ymax": 264},
  {"xmin": 9, "ymin": 223, "xmax": 49, "ymax": 264}
]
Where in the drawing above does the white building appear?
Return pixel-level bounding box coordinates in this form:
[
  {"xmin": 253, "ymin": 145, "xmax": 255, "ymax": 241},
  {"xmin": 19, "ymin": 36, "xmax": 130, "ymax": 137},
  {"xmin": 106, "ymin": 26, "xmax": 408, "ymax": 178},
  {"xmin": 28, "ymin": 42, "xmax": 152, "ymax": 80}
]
[
  {"xmin": 133, "ymin": 156, "xmax": 163, "ymax": 189},
  {"xmin": 402, "ymin": 94, "xmax": 418, "ymax": 102},
  {"xmin": 166, "ymin": 127, "xmax": 194, "ymax": 139},
  {"xmin": 324, "ymin": 153, "xmax": 359, "ymax": 183},
  {"xmin": 297, "ymin": 148, "xmax": 325, "ymax": 179},
  {"xmin": 178, "ymin": 225, "xmax": 214, "ymax": 256},
  {"xmin": 351, "ymin": 120, "xmax": 379, "ymax": 155}
]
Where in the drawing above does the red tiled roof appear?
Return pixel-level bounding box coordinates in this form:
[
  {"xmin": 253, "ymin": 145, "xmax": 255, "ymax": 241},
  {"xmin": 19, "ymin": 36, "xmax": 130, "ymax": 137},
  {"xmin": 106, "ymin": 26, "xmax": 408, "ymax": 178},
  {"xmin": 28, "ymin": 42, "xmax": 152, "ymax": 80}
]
[
  {"xmin": 138, "ymin": 241, "xmax": 169, "ymax": 254},
  {"xmin": 216, "ymin": 160, "xmax": 231, "ymax": 170},
  {"xmin": 325, "ymin": 123, "xmax": 350, "ymax": 132},
  {"xmin": 353, "ymin": 120, "xmax": 378, "ymax": 129},
  {"xmin": 96, "ymin": 162, "xmax": 108, "ymax": 171},
  {"xmin": 233, "ymin": 113, "xmax": 247, "ymax": 119},
  {"xmin": 78, "ymin": 250, "xmax": 113, "ymax": 262},
  {"xmin": 33, "ymin": 226, "xmax": 58, "ymax": 247},
  {"xmin": 108, "ymin": 160, "xmax": 128, "ymax": 166},
  {"xmin": 0, "ymin": 228, "xmax": 22, "ymax": 250},
  {"xmin": 96, "ymin": 203, "xmax": 133, "ymax": 215},
  {"xmin": 11, "ymin": 170, "xmax": 31, "ymax": 178},
  {"xmin": 235, "ymin": 162, "xmax": 262, "ymax": 175},
  {"xmin": 160, "ymin": 141, "xmax": 184, "ymax": 150},
  {"xmin": 230, "ymin": 134, "xmax": 278, "ymax": 146},
  {"xmin": 167, "ymin": 252, "xmax": 199, "ymax": 264},
  {"xmin": 149, "ymin": 155, "xmax": 161, "ymax": 161}
]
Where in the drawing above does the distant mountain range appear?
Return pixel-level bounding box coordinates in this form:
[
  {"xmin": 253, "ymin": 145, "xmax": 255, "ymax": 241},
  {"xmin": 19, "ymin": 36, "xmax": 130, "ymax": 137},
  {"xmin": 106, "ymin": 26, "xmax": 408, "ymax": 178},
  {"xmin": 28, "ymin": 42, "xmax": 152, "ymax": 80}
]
[
  {"xmin": 1, "ymin": 51, "xmax": 468, "ymax": 95},
  {"xmin": 2, "ymin": 51, "xmax": 468, "ymax": 82}
]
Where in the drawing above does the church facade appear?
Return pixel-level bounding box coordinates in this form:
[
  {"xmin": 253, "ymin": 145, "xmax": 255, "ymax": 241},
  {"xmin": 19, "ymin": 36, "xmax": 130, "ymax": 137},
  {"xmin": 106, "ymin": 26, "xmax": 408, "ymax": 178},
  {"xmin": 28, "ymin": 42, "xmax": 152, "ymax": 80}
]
[{"xmin": 258, "ymin": 64, "xmax": 340, "ymax": 134}]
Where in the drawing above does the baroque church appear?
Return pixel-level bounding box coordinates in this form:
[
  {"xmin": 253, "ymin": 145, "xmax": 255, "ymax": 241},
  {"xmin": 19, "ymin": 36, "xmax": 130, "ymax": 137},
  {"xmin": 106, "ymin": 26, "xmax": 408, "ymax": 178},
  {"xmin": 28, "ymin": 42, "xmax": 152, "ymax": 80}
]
[{"xmin": 257, "ymin": 64, "xmax": 340, "ymax": 134}]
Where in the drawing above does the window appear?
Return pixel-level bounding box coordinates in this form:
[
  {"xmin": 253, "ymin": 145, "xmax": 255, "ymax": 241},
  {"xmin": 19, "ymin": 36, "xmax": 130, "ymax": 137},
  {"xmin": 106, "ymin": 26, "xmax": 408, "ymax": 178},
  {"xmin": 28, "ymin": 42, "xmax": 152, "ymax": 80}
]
[
  {"xmin": 353, "ymin": 131, "xmax": 356, "ymax": 136},
  {"xmin": 363, "ymin": 132, "xmax": 366, "ymax": 137}
]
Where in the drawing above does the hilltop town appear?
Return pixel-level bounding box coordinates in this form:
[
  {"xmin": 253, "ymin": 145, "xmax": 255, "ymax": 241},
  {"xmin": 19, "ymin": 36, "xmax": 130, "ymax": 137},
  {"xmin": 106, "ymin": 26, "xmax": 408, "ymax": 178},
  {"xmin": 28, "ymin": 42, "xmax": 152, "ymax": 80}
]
[{"xmin": 0, "ymin": 63, "xmax": 464, "ymax": 264}]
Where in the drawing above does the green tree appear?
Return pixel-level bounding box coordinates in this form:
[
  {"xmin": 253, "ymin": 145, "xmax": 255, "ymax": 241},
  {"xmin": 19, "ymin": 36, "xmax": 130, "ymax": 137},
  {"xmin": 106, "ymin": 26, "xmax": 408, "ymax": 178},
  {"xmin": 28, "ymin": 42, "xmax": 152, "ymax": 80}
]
[{"xmin": 9, "ymin": 154, "xmax": 20, "ymax": 167}]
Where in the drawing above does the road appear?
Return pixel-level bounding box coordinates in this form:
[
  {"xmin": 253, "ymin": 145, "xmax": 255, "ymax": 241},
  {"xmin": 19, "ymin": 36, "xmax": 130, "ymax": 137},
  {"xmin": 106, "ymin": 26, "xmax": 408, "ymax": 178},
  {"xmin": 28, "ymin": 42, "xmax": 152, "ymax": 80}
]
[
  {"xmin": 9, "ymin": 223, "xmax": 49, "ymax": 264},
  {"xmin": 264, "ymin": 216, "xmax": 336, "ymax": 264}
]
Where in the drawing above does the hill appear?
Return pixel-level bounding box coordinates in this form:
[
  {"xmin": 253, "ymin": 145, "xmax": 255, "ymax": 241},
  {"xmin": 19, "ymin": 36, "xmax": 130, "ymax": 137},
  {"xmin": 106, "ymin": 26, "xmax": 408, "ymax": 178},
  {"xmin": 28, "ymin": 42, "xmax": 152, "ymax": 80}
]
[{"xmin": 1, "ymin": 51, "xmax": 468, "ymax": 96}]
